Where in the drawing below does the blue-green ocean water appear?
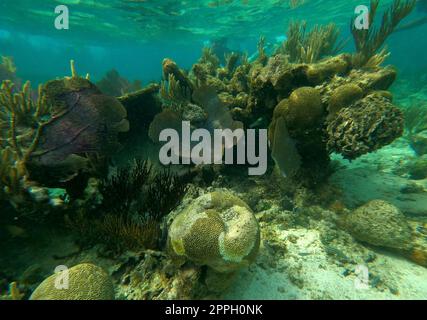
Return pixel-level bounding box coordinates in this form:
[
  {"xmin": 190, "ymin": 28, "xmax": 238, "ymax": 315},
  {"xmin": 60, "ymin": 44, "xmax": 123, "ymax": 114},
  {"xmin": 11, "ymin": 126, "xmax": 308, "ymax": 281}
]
[
  {"xmin": 2, "ymin": 0, "xmax": 427, "ymax": 301},
  {"xmin": 1, "ymin": 0, "xmax": 427, "ymax": 85}
]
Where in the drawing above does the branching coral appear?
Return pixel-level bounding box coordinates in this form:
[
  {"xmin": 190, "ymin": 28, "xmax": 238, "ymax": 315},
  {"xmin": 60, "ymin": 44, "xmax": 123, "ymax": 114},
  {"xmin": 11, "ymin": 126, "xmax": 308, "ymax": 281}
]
[
  {"xmin": 69, "ymin": 159, "xmax": 190, "ymax": 252},
  {"xmin": 351, "ymin": 0, "xmax": 416, "ymax": 67},
  {"xmin": 0, "ymin": 56, "xmax": 16, "ymax": 75},
  {"xmin": 0, "ymin": 56, "xmax": 19, "ymax": 84},
  {"xmin": 279, "ymin": 21, "xmax": 345, "ymax": 63},
  {"xmin": 0, "ymin": 80, "xmax": 52, "ymax": 197},
  {"xmin": 160, "ymin": 73, "xmax": 192, "ymax": 111},
  {"xmin": 256, "ymin": 36, "xmax": 268, "ymax": 66},
  {"xmin": 289, "ymin": 0, "xmax": 306, "ymax": 9}
]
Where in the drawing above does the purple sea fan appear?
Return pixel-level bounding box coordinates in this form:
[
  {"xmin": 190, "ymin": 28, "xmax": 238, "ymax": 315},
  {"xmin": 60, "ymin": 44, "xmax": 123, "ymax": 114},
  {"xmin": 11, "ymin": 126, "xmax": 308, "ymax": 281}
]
[{"xmin": 27, "ymin": 78, "xmax": 129, "ymax": 184}]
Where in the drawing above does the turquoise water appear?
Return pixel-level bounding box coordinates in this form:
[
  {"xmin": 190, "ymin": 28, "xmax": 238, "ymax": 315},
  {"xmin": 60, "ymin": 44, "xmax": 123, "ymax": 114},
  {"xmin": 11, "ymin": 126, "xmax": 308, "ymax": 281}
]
[
  {"xmin": 1, "ymin": 0, "xmax": 427, "ymax": 301},
  {"xmin": 1, "ymin": 0, "xmax": 427, "ymax": 84}
]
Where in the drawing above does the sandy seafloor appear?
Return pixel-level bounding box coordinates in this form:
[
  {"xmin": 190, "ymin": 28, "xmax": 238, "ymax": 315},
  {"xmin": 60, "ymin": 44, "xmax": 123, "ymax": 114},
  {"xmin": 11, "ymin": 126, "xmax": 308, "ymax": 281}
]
[{"xmin": 224, "ymin": 138, "xmax": 427, "ymax": 300}]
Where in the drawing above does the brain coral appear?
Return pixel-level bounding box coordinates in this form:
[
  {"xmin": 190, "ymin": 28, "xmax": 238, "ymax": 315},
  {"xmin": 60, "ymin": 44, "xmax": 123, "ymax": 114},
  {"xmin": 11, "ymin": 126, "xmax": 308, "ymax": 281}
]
[
  {"xmin": 30, "ymin": 263, "xmax": 114, "ymax": 300},
  {"xmin": 327, "ymin": 93, "xmax": 404, "ymax": 160},
  {"xmin": 340, "ymin": 200, "xmax": 412, "ymax": 252},
  {"xmin": 279, "ymin": 86, "xmax": 324, "ymax": 130},
  {"xmin": 168, "ymin": 190, "xmax": 260, "ymax": 273}
]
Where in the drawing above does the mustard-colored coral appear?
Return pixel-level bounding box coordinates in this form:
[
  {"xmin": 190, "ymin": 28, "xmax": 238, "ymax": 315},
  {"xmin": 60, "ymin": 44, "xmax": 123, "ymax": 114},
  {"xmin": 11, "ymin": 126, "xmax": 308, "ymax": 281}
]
[
  {"xmin": 327, "ymin": 84, "xmax": 364, "ymax": 118},
  {"xmin": 168, "ymin": 190, "xmax": 260, "ymax": 273},
  {"xmin": 0, "ymin": 80, "xmax": 51, "ymax": 197},
  {"xmin": 30, "ymin": 263, "xmax": 114, "ymax": 300}
]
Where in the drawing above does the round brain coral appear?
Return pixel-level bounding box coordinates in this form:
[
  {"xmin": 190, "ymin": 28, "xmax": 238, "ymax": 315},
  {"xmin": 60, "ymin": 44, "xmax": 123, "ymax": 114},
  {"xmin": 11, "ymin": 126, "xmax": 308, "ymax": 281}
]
[
  {"xmin": 30, "ymin": 263, "xmax": 114, "ymax": 300},
  {"xmin": 281, "ymin": 87, "xmax": 324, "ymax": 130},
  {"xmin": 168, "ymin": 190, "xmax": 260, "ymax": 273},
  {"xmin": 340, "ymin": 200, "xmax": 412, "ymax": 252}
]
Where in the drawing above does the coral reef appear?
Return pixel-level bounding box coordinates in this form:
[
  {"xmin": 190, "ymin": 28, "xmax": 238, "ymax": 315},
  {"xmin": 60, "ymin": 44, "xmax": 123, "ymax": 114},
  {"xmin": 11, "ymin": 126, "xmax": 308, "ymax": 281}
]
[
  {"xmin": 404, "ymin": 155, "xmax": 427, "ymax": 180},
  {"xmin": 1, "ymin": 10, "xmax": 423, "ymax": 301},
  {"xmin": 339, "ymin": 200, "xmax": 413, "ymax": 251},
  {"xmin": 30, "ymin": 263, "xmax": 114, "ymax": 300},
  {"xmin": 0, "ymin": 282, "xmax": 24, "ymax": 300},
  {"xmin": 168, "ymin": 190, "xmax": 260, "ymax": 273},
  {"xmin": 117, "ymin": 23, "xmax": 406, "ymax": 185}
]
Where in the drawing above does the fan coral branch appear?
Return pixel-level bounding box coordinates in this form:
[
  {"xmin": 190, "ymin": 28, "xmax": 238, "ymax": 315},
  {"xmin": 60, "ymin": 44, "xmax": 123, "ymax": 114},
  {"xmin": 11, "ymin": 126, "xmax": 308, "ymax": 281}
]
[
  {"xmin": 280, "ymin": 21, "xmax": 345, "ymax": 63},
  {"xmin": 351, "ymin": 0, "xmax": 416, "ymax": 67}
]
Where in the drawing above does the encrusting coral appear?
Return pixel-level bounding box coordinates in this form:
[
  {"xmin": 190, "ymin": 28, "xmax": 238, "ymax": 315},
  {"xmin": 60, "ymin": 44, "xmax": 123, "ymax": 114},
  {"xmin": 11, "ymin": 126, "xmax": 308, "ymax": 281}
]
[
  {"xmin": 30, "ymin": 263, "xmax": 114, "ymax": 300},
  {"xmin": 168, "ymin": 190, "xmax": 260, "ymax": 273}
]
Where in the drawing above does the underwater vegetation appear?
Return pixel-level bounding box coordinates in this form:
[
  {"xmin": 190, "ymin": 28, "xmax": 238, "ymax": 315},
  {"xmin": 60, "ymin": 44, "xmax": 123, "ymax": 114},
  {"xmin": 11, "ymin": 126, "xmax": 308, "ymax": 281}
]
[
  {"xmin": 276, "ymin": 21, "xmax": 346, "ymax": 64},
  {"xmin": 67, "ymin": 159, "xmax": 190, "ymax": 252}
]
